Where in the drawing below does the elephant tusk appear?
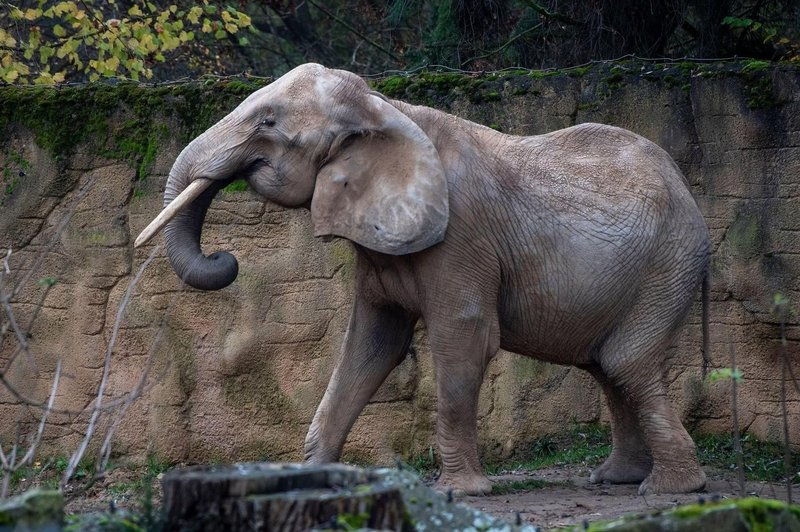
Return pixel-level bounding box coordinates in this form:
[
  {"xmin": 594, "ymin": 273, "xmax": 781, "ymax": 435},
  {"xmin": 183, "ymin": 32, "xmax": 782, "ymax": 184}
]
[{"xmin": 134, "ymin": 178, "xmax": 214, "ymax": 248}]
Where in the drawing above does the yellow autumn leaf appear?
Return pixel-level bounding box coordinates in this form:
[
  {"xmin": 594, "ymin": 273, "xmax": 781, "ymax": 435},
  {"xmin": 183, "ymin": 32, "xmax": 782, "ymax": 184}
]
[
  {"xmin": 3, "ymin": 69, "xmax": 20, "ymax": 83},
  {"xmin": 24, "ymin": 8, "xmax": 40, "ymax": 21},
  {"xmin": 34, "ymin": 71, "xmax": 53, "ymax": 83},
  {"xmin": 201, "ymin": 19, "xmax": 212, "ymax": 33},
  {"xmin": 221, "ymin": 10, "xmax": 233, "ymax": 23},
  {"xmin": 106, "ymin": 55, "xmax": 119, "ymax": 72},
  {"xmin": 128, "ymin": 4, "xmax": 143, "ymax": 17},
  {"xmin": 0, "ymin": 29, "xmax": 17, "ymax": 48},
  {"xmin": 52, "ymin": 71, "xmax": 65, "ymax": 83},
  {"xmin": 224, "ymin": 23, "xmax": 238, "ymax": 34},
  {"xmin": 187, "ymin": 6, "xmax": 202, "ymax": 24}
]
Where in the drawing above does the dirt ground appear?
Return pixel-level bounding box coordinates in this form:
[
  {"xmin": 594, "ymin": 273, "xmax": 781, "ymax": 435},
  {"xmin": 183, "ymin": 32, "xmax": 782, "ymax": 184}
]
[
  {"xmin": 464, "ymin": 465, "xmax": 794, "ymax": 529},
  {"xmin": 51, "ymin": 463, "xmax": 794, "ymax": 530}
]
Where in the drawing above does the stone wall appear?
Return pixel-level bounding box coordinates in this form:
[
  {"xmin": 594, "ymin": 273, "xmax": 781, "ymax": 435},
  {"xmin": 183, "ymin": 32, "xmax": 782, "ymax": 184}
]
[{"xmin": 1, "ymin": 61, "xmax": 799, "ymax": 467}]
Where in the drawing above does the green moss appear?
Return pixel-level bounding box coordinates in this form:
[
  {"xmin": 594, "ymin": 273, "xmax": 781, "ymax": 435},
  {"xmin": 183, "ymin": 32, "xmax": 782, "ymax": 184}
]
[
  {"xmin": 0, "ymin": 78, "xmax": 270, "ymax": 184},
  {"xmin": 329, "ymin": 239, "xmax": 356, "ymax": 281},
  {"xmin": 1, "ymin": 148, "xmax": 30, "ymax": 202},
  {"xmin": 574, "ymin": 498, "xmax": 800, "ymax": 531},
  {"xmin": 528, "ymin": 69, "xmax": 561, "ymax": 79},
  {"xmin": 742, "ymin": 60, "xmax": 771, "ymax": 73},
  {"xmin": 371, "ymin": 75, "xmax": 413, "ymax": 98},
  {"xmin": 566, "ymin": 65, "xmax": 592, "ymax": 77},
  {"xmin": 672, "ymin": 498, "xmax": 800, "ymax": 530},
  {"xmin": 726, "ymin": 210, "xmax": 764, "ymax": 258},
  {"xmin": 745, "ymin": 74, "xmax": 779, "ymax": 109},
  {"xmin": 0, "ymin": 489, "xmax": 64, "ymax": 529},
  {"xmin": 222, "ymin": 178, "xmax": 249, "ymax": 193}
]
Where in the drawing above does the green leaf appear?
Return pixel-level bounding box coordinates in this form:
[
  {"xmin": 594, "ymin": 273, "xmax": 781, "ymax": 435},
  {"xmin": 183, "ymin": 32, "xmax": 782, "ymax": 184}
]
[
  {"xmin": 214, "ymin": 29, "xmax": 226, "ymax": 40},
  {"xmin": 38, "ymin": 277, "xmax": 57, "ymax": 287},
  {"xmin": 722, "ymin": 16, "xmax": 753, "ymax": 28},
  {"xmin": 53, "ymin": 24, "xmax": 67, "ymax": 37},
  {"xmin": 187, "ymin": 6, "xmax": 202, "ymax": 24},
  {"xmin": 707, "ymin": 367, "xmax": 743, "ymax": 383}
]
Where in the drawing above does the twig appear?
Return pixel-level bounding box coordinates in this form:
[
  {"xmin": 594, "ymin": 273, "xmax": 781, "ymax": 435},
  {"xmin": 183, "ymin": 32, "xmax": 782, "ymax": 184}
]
[
  {"xmin": 306, "ymin": 0, "xmax": 400, "ymax": 62},
  {"xmin": 0, "ymin": 360, "xmax": 59, "ymax": 498},
  {"xmin": 0, "ymin": 289, "xmax": 37, "ymax": 375},
  {"xmin": 779, "ymin": 315, "xmax": 793, "ymax": 504},
  {"xmin": 97, "ymin": 325, "xmax": 163, "ymax": 473},
  {"xmin": 729, "ymin": 342, "xmax": 746, "ymax": 497},
  {"xmin": 461, "ymin": 23, "xmax": 544, "ymax": 68},
  {"xmin": 61, "ymin": 244, "xmax": 160, "ymax": 487},
  {"xmin": 2, "ymin": 282, "xmax": 56, "ymax": 374}
]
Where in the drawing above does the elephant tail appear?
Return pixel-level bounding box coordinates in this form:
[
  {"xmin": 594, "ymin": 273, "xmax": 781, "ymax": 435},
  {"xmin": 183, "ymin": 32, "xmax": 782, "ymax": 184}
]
[{"xmin": 701, "ymin": 269, "xmax": 710, "ymax": 380}]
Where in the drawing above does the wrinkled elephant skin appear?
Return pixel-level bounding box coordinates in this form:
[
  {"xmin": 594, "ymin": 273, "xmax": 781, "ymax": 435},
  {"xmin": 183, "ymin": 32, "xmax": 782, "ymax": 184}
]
[{"xmin": 138, "ymin": 63, "xmax": 710, "ymax": 496}]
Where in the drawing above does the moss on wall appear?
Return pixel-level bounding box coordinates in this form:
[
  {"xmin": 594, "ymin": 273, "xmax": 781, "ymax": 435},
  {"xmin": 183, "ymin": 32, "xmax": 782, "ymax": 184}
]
[
  {"xmin": 0, "ymin": 78, "xmax": 270, "ymax": 196},
  {"xmin": 367, "ymin": 60, "xmax": 794, "ymax": 114},
  {"xmin": 1, "ymin": 60, "xmax": 793, "ymax": 173}
]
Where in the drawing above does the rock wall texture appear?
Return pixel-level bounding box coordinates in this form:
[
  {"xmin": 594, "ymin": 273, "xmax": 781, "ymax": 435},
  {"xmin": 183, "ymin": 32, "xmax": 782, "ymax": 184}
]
[{"xmin": 1, "ymin": 61, "xmax": 799, "ymax": 467}]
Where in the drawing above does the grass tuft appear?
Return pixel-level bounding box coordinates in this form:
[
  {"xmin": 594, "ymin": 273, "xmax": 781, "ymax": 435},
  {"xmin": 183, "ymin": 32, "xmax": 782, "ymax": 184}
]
[{"xmin": 486, "ymin": 423, "xmax": 611, "ymax": 474}]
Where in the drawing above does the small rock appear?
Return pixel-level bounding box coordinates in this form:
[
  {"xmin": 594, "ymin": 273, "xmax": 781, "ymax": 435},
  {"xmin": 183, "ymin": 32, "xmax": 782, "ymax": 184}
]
[{"xmin": 0, "ymin": 488, "xmax": 64, "ymax": 532}]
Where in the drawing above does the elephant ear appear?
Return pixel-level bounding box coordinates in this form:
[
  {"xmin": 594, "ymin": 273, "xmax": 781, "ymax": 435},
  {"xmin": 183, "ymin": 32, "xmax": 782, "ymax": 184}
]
[{"xmin": 311, "ymin": 94, "xmax": 448, "ymax": 255}]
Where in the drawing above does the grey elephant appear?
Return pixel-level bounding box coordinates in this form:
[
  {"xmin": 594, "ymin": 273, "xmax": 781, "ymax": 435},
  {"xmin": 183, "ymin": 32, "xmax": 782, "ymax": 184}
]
[{"xmin": 136, "ymin": 63, "xmax": 710, "ymax": 496}]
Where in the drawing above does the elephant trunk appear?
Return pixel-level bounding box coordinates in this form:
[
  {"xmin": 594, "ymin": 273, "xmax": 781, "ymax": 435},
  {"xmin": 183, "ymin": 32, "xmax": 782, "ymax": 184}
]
[{"xmin": 163, "ymin": 142, "xmax": 239, "ymax": 291}]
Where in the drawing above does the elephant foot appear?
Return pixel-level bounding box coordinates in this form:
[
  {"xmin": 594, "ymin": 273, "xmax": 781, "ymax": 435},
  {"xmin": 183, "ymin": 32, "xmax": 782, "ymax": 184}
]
[
  {"xmin": 638, "ymin": 464, "xmax": 706, "ymax": 495},
  {"xmin": 435, "ymin": 472, "xmax": 493, "ymax": 496},
  {"xmin": 590, "ymin": 453, "xmax": 652, "ymax": 484}
]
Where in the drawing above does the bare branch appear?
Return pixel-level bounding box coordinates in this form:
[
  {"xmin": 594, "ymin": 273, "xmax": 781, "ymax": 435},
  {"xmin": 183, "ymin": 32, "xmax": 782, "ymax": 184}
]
[
  {"xmin": 98, "ymin": 325, "xmax": 163, "ymax": 472},
  {"xmin": 17, "ymin": 359, "xmax": 61, "ymax": 467},
  {"xmin": 0, "ymin": 290, "xmax": 37, "ymax": 375},
  {"xmin": 61, "ymin": 245, "xmax": 160, "ymax": 487},
  {"xmin": 306, "ymin": 0, "xmax": 400, "ymax": 62},
  {"xmin": 2, "ymin": 282, "xmax": 56, "ymax": 374}
]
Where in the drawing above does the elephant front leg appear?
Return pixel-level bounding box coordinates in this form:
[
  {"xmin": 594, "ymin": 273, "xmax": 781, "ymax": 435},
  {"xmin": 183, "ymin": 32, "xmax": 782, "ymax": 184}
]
[
  {"xmin": 428, "ymin": 311, "xmax": 500, "ymax": 496},
  {"xmin": 304, "ymin": 299, "xmax": 415, "ymax": 464}
]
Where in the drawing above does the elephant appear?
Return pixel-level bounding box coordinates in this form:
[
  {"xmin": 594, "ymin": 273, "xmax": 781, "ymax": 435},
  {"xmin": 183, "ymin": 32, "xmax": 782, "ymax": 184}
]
[{"xmin": 136, "ymin": 63, "xmax": 710, "ymax": 496}]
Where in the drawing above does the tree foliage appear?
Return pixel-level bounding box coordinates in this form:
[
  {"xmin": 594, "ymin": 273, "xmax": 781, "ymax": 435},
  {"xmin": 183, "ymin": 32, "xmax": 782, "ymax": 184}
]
[
  {"xmin": 1, "ymin": 0, "xmax": 799, "ymax": 84},
  {"xmin": 0, "ymin": 0, "xmax": 251, "ymax": 84},
  {"xmin": 230, "ymin": 0, "xmax": 800, "ymax": 76}
]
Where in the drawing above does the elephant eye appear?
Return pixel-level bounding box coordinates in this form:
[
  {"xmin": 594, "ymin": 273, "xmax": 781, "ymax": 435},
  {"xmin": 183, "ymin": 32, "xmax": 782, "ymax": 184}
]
[{"xmin": 260, "ymin": 117, "xmax": 276, "ymax": 128}]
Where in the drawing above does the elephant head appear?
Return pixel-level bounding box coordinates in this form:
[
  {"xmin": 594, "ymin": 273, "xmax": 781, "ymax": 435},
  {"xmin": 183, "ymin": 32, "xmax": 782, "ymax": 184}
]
[{"xmin": 136, "ymin": 63, "xmax": 448, "ymax": 290}]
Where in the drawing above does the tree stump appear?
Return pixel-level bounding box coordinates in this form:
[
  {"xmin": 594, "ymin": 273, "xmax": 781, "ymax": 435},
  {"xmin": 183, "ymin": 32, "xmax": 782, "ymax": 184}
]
[{"xmin": 161, "ymin": 463, "xmax": 407, "ymax": 531}]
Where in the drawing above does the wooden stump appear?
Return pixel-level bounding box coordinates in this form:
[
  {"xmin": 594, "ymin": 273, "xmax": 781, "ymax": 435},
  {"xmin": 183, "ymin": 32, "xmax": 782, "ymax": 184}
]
[{"xmin": 161, "ymin": 463, "xmax": 407, "ymax": 531}]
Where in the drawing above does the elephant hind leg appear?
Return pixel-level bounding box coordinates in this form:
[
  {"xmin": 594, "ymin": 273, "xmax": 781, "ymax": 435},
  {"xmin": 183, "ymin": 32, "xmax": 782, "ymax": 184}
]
[
  {"xmin": 588, "ymin": 367, "xmax": 652, "ymax": 485},
  {"xmin": 594, "ymin": 274, "xmax": 706, "ymax": 495}
]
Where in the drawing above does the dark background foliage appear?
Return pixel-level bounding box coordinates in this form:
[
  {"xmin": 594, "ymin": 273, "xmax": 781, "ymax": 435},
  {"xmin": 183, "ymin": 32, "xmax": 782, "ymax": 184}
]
[
  {"xmin": 3, "ymin": 0, "xmax": 799, "ymax": 84},
  {"xmin": 216, "ymin": 0, "xmax": 800, "ymax": 77}
]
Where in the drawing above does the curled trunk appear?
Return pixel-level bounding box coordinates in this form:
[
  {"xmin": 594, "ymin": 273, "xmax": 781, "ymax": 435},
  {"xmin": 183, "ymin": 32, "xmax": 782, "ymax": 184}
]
[{"xmin": 163, "ymin": 156, "xmax": 238, "ymax": 290}]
